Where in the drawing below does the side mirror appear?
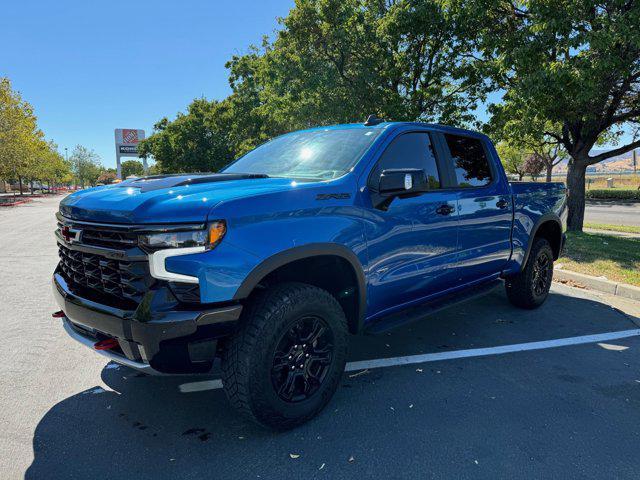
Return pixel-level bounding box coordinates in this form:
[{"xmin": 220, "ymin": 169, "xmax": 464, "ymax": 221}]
[{"xmin": 378, "ymin": 168, "xmax": 429, "ymax": 197}]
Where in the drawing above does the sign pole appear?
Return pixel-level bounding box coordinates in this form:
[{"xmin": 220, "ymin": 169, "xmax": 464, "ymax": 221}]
[
  {"xmin": 114, "ymin": 128, "xmax": 145, "ymax": 180},
  {"xmin": 116, "ymin": 153, "xmax": 122, "ymax": 179}
]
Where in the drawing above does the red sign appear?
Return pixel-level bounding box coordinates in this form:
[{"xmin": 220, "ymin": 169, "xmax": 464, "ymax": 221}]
[{"xmin": 122, "ymin": 129, "xmax": 139, "ymax": 144}]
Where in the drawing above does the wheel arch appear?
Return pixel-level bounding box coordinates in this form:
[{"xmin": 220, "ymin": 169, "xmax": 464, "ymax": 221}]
[
  {"xmin": 522, "ymin": 214, "xmax": 564, "ymax": 268},
  {"xmin": 233, "ymin": 243, "xmax": 367, "ymax": 334}
]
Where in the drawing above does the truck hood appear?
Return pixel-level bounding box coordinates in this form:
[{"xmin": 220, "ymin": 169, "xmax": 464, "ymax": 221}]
[{"xmin": 59, "ymin": 174, "xmax": 304, "ymax": 224}]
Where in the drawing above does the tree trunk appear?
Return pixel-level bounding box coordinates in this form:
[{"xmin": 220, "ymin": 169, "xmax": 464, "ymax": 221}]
[
  {"xmin": 566, "ymin": 160, "xmax": 587, "ymax": 232},
  {"xmin": 518, "ymin": 173, "xmax": 524, "ymax": 181},
  {"xmin": 546, "ymin": 164, "xmax": 553, "ymax": 182},
  {"xmin": 18, "ymin": 177, "xmax": 23, "ymax": 195}
]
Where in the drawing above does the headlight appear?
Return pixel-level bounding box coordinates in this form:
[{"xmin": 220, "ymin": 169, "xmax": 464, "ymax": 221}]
[{"xmin": 139, "ymin": 221, "xmax": 226, "ymax": 251}]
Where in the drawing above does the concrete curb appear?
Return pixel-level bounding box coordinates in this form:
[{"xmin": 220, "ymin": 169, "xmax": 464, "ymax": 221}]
[
  {"xmin": 553, "ymin": 268, "xmax": 640, "ymax": 302},
  {"xmin": 0, "ymin": 199, "xmax": 31, "ymax": 207},
  {"xmin": 584, "ymin": 228, "xmax": 640, "ymax": 239}
]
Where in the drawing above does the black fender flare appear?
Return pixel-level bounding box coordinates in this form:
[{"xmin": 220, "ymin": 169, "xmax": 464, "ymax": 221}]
[
  {"xmin": 233, "ymin": 243, "xmax": 367, "ymax": 333},
  {"xmin": 521, "ymin": 213, "xmax": 563, "ymax": 269}
]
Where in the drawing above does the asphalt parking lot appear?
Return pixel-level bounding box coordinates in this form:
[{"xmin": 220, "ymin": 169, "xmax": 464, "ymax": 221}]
[{"xmin": 2, "ymin": 196, "xmax": 640, "ymax": 479}]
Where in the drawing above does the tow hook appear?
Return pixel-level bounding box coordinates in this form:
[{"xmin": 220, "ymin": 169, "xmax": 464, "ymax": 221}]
[{"xmin": 94, "ymin": 338, "xmax": 119, "ymax": 351}]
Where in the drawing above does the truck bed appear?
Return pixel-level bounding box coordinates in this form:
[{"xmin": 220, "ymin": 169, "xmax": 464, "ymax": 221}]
[{"xmin": 508, "ymin": 181, "xmax": 567, "ymax": 272}]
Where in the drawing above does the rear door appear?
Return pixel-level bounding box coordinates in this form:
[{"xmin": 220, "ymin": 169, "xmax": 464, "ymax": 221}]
[
  {"xmin": 363, "ymin": 130, "xmax": 460, "ymax": 318},
  {"xmin": 438, "ymin": 133, "xmax": 513, "ymax": 284}
]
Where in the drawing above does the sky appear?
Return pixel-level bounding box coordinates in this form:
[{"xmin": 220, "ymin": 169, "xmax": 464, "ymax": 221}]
[{"xmin": 1, "ymin": 0, "xmax": 294, "ymax": 168}]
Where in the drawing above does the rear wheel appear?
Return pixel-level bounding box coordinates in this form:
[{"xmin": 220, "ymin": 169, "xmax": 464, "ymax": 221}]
[
  {"xmin": 221, "ymin": 282, "xmax": 348, "ymax": 430},
  {"xmin": 505, "ymin": 237, "xmax": 554, "ymax": 309}
]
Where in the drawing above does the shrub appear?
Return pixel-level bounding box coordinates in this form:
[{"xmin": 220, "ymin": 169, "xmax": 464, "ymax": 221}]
[{"xmin": 586, "ymin": 189, "xmax": 640, "ymax": 200}]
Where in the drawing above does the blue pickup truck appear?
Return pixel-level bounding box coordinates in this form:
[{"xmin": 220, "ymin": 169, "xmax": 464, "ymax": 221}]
[{"xmin": 53, "ymin": 119, "xmax": 566, "ymax": 429}]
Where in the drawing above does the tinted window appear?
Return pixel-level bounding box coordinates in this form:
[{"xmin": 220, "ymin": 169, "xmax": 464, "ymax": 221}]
[
  {"xmin": 223, "ymin": 128, "xmax": 381, "ymax": 180},
  {"xmin": 444, "ymin": 134, "xmax": 493, "ymax": 188},
  {"xmin": 369, "ymin": 133, "xmax": 440, "ymax": 190}
]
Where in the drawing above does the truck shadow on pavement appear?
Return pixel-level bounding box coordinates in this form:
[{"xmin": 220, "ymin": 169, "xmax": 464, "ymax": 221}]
[{"xmin": 26, "ymin": 287, "xmax": 640, "ymax": 479}]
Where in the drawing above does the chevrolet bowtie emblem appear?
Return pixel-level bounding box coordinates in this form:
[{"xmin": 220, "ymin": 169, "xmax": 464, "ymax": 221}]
[{"xmin": 61, "ymin": 225, "xmax": 82, "ymax": 243}]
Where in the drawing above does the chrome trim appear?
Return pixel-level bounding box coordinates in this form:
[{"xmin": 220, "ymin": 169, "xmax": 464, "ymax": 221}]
[
  {"xmin": 62, "ymin": 319, "xmax": 161, "ymax": 375},
  {"xmin": 148, "ymin": 246, "xmax": 206, "ymax": 284}
]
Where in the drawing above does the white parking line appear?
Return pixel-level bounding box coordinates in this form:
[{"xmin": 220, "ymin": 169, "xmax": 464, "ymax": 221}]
[
  {"xmin": 345, "ymin": 329, "xmax": 640, "ymax": 371},
  {"xmin": 178, "ymin": 329, "xmax": 640, "ymax": 393}
]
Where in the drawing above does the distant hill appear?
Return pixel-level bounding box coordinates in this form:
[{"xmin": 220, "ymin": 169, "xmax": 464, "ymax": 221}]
[{"xmin": 553, "ymin": 149, "xmax": 638, "ymax": 173}]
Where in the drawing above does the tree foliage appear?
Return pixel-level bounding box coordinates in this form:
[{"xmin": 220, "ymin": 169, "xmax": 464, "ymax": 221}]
[
  {"xmin": 97, "ymin": 169, "xmax": 117, "ymax": 184},
  {"xmin": 497, "ymin": 142, "xmax": 527, "ymax": 180},
  {"xmin": 471, "ymin": 0, "xmax": 640, "ymax": 230},
  {"xmin": 121, "ymin": 160, "xmax": 145, "ymax": 178},
  {"xmin": 138, "ymin": 99, "xmax": 234, "ymax": 173},
  {"xmin": 69, "ymin": 145, "xmax": 102, "ymax": 188},
  {"xmin": 522, "ymin": 153, "xmax": 545, "ymax": 180},
  {"xmin": 0, "ymin": 78, "xmax": 71, "ymax": 192}
]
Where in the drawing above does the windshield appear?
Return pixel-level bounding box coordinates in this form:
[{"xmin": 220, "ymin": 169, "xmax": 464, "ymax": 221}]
[{"xmin": 222, "ymin": 128, "xmax": 381, "ymax": 180}]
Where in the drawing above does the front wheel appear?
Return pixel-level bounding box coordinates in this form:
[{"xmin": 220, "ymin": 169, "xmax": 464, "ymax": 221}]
[
  {"xmin": 221, "ymin": 282, "xmax": 348, "ymax": 430},
  {"xmin": 505, "ymin": 237, "xmax": 554, "ymax": 309}
]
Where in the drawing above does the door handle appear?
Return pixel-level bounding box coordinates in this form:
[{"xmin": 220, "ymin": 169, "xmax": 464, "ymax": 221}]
[
  {"xmin": 435, "ymin": 204, "xmax": 455, "ymax": 216},
  {"xmin": 496, "ymin": 199, "xmax": 509, "ymax": 209}
]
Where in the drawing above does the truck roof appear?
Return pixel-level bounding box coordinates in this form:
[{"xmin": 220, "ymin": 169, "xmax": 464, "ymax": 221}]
[{"xmin": 300, "ymin": 121, "xmax": 487, "ymax": 139}]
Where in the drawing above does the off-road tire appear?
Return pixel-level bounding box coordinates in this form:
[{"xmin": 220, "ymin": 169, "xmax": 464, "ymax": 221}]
[
  {"xmin": 221, "ymin": 282, "xmax": 348, "ymax": 430},
  {"xmin": 505, "ymin": 237, "xmax": 554, "ymax": 309}
]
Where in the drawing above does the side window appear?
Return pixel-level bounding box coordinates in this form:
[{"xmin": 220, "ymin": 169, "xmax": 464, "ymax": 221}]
[
  {"xmin": 368, "ymin": 132, "xmax": 441, "ymax": 190},
  {"xmin": 444, "ymin": 134, "xmax": 493, "ymax": 188}
]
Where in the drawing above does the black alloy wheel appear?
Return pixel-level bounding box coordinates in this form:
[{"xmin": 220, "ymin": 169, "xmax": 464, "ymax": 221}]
[
  {"xmin": 505, "ymin": 237, "xmax": 554, "ymax": 309},
  {"xmin": 532, "ymin": 251, "xmax": 552, "ymax": 297},
  {"xmin": 271, "ymin": 315, "xmax": 334, "ymax": 403}
]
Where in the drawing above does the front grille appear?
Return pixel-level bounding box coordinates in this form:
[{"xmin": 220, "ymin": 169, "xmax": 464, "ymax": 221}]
[
  {"xmin": 81, "ymin": 228, "xmax": 138, "ymax": 249},
  {"xmin": 57, "ymin": 221, "xmax": 139, "ymax": 249},
  {"xmin": 58, "ymin": 244, "xmax": 150, "ymax": 304}
]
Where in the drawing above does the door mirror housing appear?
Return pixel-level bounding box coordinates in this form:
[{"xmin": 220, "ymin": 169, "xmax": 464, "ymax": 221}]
[{"xmin": 378, "ymin": 168, "xmax": 429, "ymax": 197}]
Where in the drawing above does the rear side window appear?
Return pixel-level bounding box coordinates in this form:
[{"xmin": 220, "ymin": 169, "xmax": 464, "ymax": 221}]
[
  {"xmin": 368, "ymin": 132, "xmax": 441, "ymax": 190},
  {"xmin": 444, "ymin": 134, "xmax": 493, "ymax": 188}
]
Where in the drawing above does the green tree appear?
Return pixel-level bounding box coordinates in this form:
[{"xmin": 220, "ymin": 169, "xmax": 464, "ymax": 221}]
[
  {"xmin": 138, "ymin": 99, "xmax": 234, "ymax": 173},
  {"xmin": 1, "ymin": 78, "xmax": 72, "ymax": 193},
  {"xmin": 472, "ymin": 0, "xmax": 640, "ymax": 230},
  {"xmin": 531, "ymin": 143, "xmax": 567, "ymax": 183},
  {"xmin": 38, "ymin": 141, "xmax": 72, "ymax": 190},
  {"xmin": 0, "ymin": 78, "xmax": 42, "ymax": 194},
  {"xmin": 69, "ymin": 145, "xmax": 102, "ymax": 187},
  {"xmin": 121, "ymin": 160, "xmax": 144, "ymax": 178},
  {"xmin": 224, "ymin": 0, "xmax": 489, "ymax": 147},
  {"xmin": 496, "ymin": 142, "xmax": 527, "ymax": 180}
]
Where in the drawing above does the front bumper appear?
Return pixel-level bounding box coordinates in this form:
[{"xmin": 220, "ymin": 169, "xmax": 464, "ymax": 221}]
[{"xmin": 53, "ymin": 272, "xmax": 242, "ymax": 374}]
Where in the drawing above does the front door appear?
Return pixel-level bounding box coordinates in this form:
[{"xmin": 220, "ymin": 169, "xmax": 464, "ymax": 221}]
[{"xmin": 363, "ymin": 131, "xmax": 459, "ymax": 319}]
